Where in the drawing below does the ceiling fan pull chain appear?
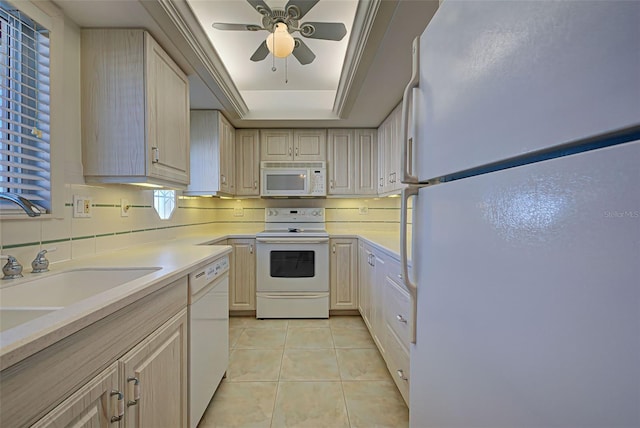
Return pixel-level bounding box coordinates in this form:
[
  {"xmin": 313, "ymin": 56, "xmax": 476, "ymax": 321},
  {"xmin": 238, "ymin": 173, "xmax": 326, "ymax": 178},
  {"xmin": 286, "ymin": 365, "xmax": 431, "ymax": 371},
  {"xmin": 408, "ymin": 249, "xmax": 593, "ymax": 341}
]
[
  {"xmin": 272, "ymin": 34, "xmax": 277, "ymax": 72},
  {"xmin": 285, "ymin": 56, "xmax": 288, "ymax": 84}
]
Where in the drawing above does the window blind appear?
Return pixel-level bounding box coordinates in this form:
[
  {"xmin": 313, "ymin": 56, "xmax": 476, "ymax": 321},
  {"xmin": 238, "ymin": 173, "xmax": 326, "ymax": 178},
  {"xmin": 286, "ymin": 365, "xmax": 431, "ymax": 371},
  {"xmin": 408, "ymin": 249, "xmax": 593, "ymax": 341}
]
[{"xmin": 0, "ymin": 1, "xmax": 50, "ymax": 211}]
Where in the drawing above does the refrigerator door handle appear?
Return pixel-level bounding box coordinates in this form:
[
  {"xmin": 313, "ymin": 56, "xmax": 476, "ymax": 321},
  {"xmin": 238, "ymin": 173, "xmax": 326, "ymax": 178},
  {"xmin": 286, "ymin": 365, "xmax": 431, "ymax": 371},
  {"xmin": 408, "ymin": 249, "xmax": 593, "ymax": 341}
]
[
  {"xmin": 401, "ymin": 36, "xmax": 420, "ymax": 184},
  {"xmin": 401, "ymin": 186, "xmax": 419, "ymax": 344}
]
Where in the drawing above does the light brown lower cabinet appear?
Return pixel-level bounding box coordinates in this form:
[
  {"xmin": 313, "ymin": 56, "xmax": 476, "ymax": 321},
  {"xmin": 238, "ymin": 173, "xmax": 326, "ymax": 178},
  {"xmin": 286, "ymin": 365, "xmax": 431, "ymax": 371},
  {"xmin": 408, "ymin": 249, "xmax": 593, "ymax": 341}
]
[
  {"xmin": 229, "ymin": 239, "xmax": 256, "ymax": 311},
  {"xmin": 330, "ymin": 238, "xmax": 359, "ymax": 310},
  {"xmin": 358, "ymin": 240, "xmax": 411, "ymax": 406},
  {"xmin": 33, "ymin": 309, "xmax": 188, "ymax": 427},
  {"xmin": 0, "ymin": 277, "xmax": 188, "ymax": 428}
]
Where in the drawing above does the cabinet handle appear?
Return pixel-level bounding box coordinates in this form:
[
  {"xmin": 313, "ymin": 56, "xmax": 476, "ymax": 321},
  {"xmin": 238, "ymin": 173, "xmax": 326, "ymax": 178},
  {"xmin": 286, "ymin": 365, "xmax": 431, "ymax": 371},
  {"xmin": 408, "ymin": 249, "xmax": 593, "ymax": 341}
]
[
  {"xmin": 151, "ymin": 147, "xmax": 159, "ymax": 164},
  {"xmin": 397, "ymin": 369, "xmax": 408, "ymax": 381},
  {"xmin": 127, "ymin": 377, "xmax": 140, "ymax": 407},
  {"xmin": 249, "ymin": 244, "xmax": 253, "ymax": 254},
  {"xmin": 110, "ymin": 390, "xmax": 124, "ymax": 422},
  {"xmin": 289, "ymin": 147, "xmax": 292, "ymax": 156},
  {"xmin": 295, "ymin": 147, "xmax": 299, "ymax": 156},
  {"xmin": 396, "ymin": 314, "xmax": 407, "ymax": 324},
  {"xmin": 332, "ymin": 244, "xmax": 336, "ymax": 254},
  {"xmin": 221, "ymin": 174, "xmax": 226, "ymax": 184},
  {"xmin": 330, "ymin": 180, "xmax": 334, "ymax": 189},
  {"xmin": 254, "ymin": 180, "xmax": 258, "ymax": 189}
]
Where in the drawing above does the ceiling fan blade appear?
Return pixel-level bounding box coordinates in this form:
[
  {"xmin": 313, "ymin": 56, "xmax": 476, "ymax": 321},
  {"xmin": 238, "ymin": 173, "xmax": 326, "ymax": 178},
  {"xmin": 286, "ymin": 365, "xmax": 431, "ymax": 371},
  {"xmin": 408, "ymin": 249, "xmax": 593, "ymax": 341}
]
[
  {"xmin": 285, "ymin": 0, "xmax": 319, "ymax": 20},
  {"xmin": 299, "ymin": 22, "xmax": 347, "ymax": 41},
  {"xmin": 247, "ymin": 0, "xmax": 272, "ymax": 16},
  {"xmin": 292, "ymin": 38, "xmax": 316, "ymax": 65},
  {"xmin": 250, "ymin": 41, "xmax": 270, "ymax": 62},
  {"xmin": 212, "ymin": 23, "xmax": 264, "ymax": 31}
]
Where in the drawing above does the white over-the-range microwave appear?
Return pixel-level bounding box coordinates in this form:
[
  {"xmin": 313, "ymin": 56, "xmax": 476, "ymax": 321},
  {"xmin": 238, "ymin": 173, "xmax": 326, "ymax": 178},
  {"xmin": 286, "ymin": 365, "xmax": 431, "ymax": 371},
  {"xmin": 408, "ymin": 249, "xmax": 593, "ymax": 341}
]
[{"xmin": 261, "ymin": 161, "xmax": 326, "ymax": 197}]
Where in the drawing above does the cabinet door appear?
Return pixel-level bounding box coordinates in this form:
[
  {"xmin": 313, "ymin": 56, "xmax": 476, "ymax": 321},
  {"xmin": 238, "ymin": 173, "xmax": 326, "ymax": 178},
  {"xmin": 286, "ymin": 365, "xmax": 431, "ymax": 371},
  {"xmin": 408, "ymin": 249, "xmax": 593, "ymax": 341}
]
[
  {"xmin": 32, "ymin": 363, "xmax": 120, "ymax": 428},
  {"xmin": 371, "ymin": 251, "xmax": 387, "ymax": 356},
  {"xmin": 121, "ymin": 309, "xmax": 188, "ymax": 428},
  {"xmin": 327, "ymin": 129, "xmax": 354, "ymax": 195},
  {"xmin": 294, "ymin": 129, "xmax": 326, "ymax": 160},
  {"xmin": 146, "ymin": 33, "xmax": 190, "ymax": 185},
  {"xmin": 235, "ymin": 130, "xmax": 260, "ymax": 196},
  {"xmin": 260, "ymin": 129, "xmax": 294, "ymax": 161},
  {"xmin": 229, "ymin": 239, "xmax": 256, "ymax": 311},
  {"xmin": 330, "ymin": 238, "xmax": 358, "ymax": 310},
  {"xmin": 220, "ymin": 115, "xmax": 235, "ymax": 194},
  {"xmin": 358, "ymin": 243, "xmax": 372, "ymax": 330},
  {"xmin": 354, "ymin": 129, "xmax": 378, "ymax": 195}
]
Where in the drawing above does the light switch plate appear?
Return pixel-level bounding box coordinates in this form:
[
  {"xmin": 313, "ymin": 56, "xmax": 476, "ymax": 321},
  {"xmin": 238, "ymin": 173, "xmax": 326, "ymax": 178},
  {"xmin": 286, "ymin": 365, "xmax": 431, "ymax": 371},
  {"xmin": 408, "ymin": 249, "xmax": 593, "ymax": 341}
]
[{"xmin": 73, "ymin": 195, "xmax": 92, "ymax": 218}]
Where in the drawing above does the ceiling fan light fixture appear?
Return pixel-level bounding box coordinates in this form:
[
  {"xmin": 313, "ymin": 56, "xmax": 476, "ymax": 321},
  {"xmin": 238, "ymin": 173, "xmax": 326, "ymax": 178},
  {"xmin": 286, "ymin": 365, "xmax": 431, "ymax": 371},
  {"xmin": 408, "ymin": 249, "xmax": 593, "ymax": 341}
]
[{"xmin": 266, "ymin": 22, "xmax": 295, "ymax": 58}]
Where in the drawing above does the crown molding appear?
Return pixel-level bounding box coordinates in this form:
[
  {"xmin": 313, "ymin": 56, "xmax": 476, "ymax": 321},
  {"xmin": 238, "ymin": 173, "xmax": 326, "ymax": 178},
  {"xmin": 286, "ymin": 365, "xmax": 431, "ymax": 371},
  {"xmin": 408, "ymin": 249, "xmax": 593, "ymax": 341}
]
[
  {"xmin": 333, "ymin": 0, "xmax": 397, "ymax": 118},
  {"xmin": 153, "ymin": 0, "xmax": 248, "ymax": 118}
]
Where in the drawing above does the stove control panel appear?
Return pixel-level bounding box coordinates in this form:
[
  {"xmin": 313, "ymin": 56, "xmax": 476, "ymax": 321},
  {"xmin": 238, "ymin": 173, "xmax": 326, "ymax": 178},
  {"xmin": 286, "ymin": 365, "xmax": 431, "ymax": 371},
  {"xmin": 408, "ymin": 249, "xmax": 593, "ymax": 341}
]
[{"xmin": 265, "ymin": 208, "xmax": 325, "ymax": 223}]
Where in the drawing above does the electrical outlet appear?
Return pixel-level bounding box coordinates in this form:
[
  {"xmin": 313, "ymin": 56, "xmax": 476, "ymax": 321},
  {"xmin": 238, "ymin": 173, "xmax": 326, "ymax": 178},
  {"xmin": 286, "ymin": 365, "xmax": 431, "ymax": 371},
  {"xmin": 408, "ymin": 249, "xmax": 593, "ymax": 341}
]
[
  {"xmin": 359, "ymin": 205, "xmax": 369, "ymax": 215},
  {"xmin": 233, "ymin": 207, "xmax": 244, "ymax": 217},
  {"xmin": 73, "ymin": 195, "xmax": 92, "ymax": 218},
  {"xmin": 121, "ymin": 199, "xmax": 130, "ymax": 217}
]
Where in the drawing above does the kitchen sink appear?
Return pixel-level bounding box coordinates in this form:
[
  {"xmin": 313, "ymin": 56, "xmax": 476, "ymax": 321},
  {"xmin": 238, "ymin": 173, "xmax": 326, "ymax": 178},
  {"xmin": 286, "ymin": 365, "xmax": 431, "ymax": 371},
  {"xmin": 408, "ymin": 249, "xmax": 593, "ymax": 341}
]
[
  {"xmin": 0, "ymin": 307, "xmax": 60, "ymax": 332},
  {"xmin": 0, "ymin": 267, "xmax": 161, "ymax": 308}
]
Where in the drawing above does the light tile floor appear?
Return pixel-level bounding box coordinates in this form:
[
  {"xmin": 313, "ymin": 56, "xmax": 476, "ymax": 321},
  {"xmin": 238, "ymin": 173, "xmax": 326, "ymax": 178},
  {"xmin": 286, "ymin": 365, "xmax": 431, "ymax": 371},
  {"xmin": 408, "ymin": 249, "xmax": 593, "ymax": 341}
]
[{"xmin": 197, "ymin": 316, "xmax": 409, "ymax": 428}]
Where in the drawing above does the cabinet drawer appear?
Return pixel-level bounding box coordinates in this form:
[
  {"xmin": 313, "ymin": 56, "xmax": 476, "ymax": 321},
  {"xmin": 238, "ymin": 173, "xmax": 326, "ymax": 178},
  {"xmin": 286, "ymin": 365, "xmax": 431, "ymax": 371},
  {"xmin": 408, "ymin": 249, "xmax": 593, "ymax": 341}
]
[
  {"xmin": 385, "ymin": 326, "xmax": 410, "ymax": 406},
  {"xmin": 384, "ymin": 275, "xmax": 411, "ymax": 350}
]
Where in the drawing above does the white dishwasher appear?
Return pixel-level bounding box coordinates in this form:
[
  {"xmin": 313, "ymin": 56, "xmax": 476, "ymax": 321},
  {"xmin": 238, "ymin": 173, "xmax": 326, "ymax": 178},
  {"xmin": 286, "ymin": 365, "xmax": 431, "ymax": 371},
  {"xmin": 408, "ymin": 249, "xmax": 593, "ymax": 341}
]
[{"xmin": 189, "ymin": 255, "xmax": 229, "ymax": 428}]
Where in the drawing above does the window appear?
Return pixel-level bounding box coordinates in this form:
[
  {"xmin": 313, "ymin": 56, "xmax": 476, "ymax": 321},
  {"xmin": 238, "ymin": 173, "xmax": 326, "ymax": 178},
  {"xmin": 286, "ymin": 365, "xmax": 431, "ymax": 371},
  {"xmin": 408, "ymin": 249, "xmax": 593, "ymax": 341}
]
[
  {"xmin": 153, "ymin": 189, "xmax": 176, "ymax": 220},
  {"xmin": 0, "ymin": 1, "xmax": 50, "ymax": 212}
]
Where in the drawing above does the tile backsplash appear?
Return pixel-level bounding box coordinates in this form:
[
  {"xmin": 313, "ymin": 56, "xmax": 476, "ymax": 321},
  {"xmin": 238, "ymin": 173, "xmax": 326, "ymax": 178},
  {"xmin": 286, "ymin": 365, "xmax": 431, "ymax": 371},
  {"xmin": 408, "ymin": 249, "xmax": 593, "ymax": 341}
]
[{"xmin": 1, "ymin": 184, "xmax": 403, "ymax": 265}]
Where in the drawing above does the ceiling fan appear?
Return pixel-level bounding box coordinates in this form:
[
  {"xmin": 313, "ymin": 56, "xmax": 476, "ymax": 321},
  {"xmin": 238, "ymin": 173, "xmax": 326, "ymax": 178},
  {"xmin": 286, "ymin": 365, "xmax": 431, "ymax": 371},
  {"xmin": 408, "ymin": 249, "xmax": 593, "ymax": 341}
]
[{"xmin": 212, "ymin": 0, "xmax": 348, "ymax": 65}]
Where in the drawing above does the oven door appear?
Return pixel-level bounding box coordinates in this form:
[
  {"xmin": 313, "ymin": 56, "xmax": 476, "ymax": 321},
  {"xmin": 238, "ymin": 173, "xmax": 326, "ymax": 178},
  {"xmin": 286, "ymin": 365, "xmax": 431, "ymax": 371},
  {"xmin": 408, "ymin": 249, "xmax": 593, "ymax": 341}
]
[{"xmin": 256, "ymin": 237, "xmax": 329, "ymax": 292}]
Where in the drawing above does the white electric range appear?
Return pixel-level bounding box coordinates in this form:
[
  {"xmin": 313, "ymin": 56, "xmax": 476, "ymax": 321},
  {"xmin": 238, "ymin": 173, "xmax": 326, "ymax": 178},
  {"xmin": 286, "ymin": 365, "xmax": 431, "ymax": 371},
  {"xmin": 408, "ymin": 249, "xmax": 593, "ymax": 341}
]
[{"xmin": 255, "ymin": 208, "xmax": 329, "ymax": 318}]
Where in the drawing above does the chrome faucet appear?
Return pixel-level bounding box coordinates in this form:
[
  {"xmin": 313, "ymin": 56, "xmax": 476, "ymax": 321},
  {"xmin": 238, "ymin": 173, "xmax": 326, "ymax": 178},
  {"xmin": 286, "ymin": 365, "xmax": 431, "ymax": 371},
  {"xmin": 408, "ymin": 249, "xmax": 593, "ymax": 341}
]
[
  {"xmin": 1, "ymin": 255, "xmax": 23, "ymax": 279},
  {"xmin": 32, "ymin": 248, "xmax": 56, "ymax": 273},
  {"xmin": 0, "ymin": 192, "xmax": 41, "ymax": 217}
]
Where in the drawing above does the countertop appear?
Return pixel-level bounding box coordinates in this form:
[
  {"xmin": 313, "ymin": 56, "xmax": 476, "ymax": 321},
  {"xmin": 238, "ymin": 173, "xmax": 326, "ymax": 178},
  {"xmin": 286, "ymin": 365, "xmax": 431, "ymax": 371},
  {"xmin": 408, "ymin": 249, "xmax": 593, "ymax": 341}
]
[
  {"xmin": 0, "ymin": 227, "xmax": 402, "ymax": 370},
  {"xmin": 0, "ymin": 238, "xmax": 232, "ymax": 370}
]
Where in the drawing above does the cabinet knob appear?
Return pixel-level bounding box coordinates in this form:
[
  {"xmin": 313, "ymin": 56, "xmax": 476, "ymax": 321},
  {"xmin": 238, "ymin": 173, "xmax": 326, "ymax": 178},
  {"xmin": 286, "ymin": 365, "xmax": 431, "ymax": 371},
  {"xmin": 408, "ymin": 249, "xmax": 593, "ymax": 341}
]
[{"xmin": 396, "ymin": 314, "xmax": 407, "ymax": 324}]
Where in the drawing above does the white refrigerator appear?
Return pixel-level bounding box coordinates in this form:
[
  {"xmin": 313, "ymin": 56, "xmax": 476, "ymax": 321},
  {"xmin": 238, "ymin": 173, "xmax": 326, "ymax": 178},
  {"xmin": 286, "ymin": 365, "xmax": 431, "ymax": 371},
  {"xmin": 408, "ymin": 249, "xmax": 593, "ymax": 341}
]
[{"xmin": 400, "ymin": 1, "xmax": 640, "ymax": 427}]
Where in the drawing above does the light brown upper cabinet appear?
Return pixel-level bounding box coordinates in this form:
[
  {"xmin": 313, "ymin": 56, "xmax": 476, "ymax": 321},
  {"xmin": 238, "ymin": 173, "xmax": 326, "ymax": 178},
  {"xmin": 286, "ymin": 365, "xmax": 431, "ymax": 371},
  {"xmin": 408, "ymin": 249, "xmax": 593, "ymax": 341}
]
[
  {"xmin": 235, "ymin": 130, "xmax": 260, "ymax": 196},
  {"xmin": 186, "ymin": 111, "xmax": 235, "ymax": 196},
  {"xmin": 327, "ymin": 129, "xmax": 377, "ymax": 196},
  {"xmin": 260, "ymin": 129, "xmax": 326, "ymax": 161},
  {"xmin": 377, "ymin": 104, "xmax": 406, "ymax": 195},
  {"xmin": 81, "ymin": 29, "xmax": 190, "ymax": 188}
]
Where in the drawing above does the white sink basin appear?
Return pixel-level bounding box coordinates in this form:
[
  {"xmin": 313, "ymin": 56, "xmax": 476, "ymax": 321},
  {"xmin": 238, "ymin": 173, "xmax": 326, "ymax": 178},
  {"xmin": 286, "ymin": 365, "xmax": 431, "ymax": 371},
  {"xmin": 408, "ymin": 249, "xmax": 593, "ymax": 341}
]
[
  {"xmin": 0, "ymin": 267, "xmax": 161, "ymax": 308},
  {"xmin": 0, "ymin": 307, "xmax": 60, "ymax": 332}
]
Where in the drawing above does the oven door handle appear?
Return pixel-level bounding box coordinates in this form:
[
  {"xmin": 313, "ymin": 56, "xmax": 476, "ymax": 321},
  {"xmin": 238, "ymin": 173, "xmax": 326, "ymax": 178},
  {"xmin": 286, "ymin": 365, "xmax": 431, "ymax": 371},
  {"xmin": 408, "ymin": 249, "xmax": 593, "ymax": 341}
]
[
  {"xmin": 259, "ymin": 293, "xmax": 329, "ymax": 299},
  {"xmin": 256, "ymin": 238, "xmax": 329, "ymax": 244}
]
